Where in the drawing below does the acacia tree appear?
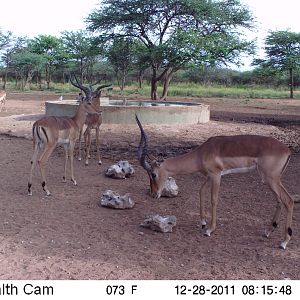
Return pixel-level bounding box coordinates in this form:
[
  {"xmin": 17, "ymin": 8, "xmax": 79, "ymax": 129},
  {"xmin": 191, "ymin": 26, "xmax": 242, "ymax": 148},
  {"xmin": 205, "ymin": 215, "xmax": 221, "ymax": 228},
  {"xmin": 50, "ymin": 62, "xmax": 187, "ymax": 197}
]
[
  {"xmin": 106, "ymin": 38, "xmax": 138, "ymax": 90},
  {"xmin": 87, "ymin": 0, "xmax": 255, "ymax": 100},
  {"xmin": 0, "ymin": 29, "xmax": 12, "ymax": 51},
  {"xmin": 254, "ymin": 31, "xmax": 300, "ymax": 98},
  {"xmin": 29, "ymin": 35, "xmax": 66, "ymax": 89},
  {"xmin": 62, "ymin": 30, "xmax": 100, "ymax": 83},
  {"xmin": 11, "ymin": 50, "xmax": 47, "ymax": 90},
  {"xmin": 0, "ymin": 30, "xmax": 14, "ymax": 89}
]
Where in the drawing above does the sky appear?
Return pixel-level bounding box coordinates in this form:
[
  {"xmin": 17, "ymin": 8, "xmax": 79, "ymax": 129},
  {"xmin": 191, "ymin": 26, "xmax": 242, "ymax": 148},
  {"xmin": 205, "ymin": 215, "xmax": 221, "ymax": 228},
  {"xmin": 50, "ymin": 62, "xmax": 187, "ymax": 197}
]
[{"xmin": 1, "ymin": 0, "xmax": 300, "ymax": 69}]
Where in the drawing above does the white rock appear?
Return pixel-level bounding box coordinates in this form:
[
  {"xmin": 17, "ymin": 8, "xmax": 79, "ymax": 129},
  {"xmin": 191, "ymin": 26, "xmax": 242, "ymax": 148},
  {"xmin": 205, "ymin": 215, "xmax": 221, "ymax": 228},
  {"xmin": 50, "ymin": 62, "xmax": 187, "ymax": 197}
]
[
  {"xmin": 161, "ymin": 177, "xmax": 179, "ymax": 197},
  {"xmin": 100, "ymin": 190, "xmax": 135, "ymax": 209},
  {"xmin": 105, "ymin": 160, "xmax": 135, "ymax": 179},
  {"xmin": 141, "ymin": 214, "xmax": 177, "ymax": 233}
]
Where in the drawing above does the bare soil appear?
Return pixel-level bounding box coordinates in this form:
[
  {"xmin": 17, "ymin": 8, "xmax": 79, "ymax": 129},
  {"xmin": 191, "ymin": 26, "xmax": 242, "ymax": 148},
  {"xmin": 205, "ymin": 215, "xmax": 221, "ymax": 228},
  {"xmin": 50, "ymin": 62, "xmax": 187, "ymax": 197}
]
[{"xmin": 0, "ymin": 92, "xmax": 299, "ymax": 280}]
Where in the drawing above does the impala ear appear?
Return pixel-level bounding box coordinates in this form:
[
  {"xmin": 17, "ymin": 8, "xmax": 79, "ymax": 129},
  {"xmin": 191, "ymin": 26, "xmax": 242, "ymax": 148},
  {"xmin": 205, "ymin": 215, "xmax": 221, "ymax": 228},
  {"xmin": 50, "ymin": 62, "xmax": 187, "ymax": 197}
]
[
  {"xmin": 148, "ymin": 154, "xmax": 164, "ymax": 166},
  {"xmin": 151, "ymin": 159, "xmax": 163, "ymax": 168}
]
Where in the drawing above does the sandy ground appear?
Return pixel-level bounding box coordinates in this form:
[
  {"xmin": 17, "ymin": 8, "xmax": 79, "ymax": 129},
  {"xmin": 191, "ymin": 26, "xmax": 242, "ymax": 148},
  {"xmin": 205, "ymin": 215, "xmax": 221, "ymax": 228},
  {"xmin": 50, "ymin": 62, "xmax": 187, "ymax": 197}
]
[{"xmin": 0, "ymin": 92, "xmax": 299, "ymax": 280}]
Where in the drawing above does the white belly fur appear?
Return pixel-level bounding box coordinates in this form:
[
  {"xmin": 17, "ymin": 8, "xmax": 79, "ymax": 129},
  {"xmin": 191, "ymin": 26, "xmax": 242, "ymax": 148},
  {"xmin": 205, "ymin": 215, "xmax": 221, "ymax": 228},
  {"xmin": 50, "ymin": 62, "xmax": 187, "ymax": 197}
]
[
  {"xmin": 221, "ymin": 165, "xmax": 256, "ymax": 176},
  {"xmin": 57, "ymin": 138, "xmax": 70, "ymax": 144}
]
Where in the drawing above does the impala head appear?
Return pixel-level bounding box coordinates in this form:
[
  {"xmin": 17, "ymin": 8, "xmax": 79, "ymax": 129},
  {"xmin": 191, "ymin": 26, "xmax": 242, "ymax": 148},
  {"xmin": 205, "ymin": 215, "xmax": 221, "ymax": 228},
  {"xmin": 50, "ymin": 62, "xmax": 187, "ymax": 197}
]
[
  {"xmin": 93, "ymin": 83, "xmax": 112, "ymax": 99},
  {"xmin": 135, "ymin": 114, "xmax": 168, "ymax": 199},
  {"xmin": 69, "ymin": 75, "xmax": 100, "ymax": 114}
]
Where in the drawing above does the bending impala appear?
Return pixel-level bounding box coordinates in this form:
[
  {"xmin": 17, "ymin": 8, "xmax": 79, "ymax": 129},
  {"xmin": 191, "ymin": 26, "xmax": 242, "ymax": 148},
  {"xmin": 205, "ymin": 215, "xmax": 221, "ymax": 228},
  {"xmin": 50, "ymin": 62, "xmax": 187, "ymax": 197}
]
[
  {"xmin": 0, "ymin": 90, "xmax": 6, "ymax": 112},
  {"xmin": 136, "ymin": 115, "xmax": 294, "ymax": 249},
  {"xmin": 78, "ymin": 83, "xmax": 112, "ymax": 165},
  {"xmin": 28, "ymin": 76, "xmax": 100, "ymax": 196}
]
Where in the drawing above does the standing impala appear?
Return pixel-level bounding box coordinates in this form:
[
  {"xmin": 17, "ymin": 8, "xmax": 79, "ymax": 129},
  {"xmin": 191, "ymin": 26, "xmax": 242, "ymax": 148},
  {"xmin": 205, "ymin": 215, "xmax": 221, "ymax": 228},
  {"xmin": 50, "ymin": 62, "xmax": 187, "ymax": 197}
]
[
  {"xmin": 28, "ymin": 76, "xmax": 100, "ymax": 196},
  {"xmin": 78, "ymin": 83, "xmax": 112, "ymax": 165},
  {"xmin": 0, "ymin": 90, "xmax": 6, "ymax": 112},
  {"xmin": 136, "ymin": 115, "xmax": 294, "ymax": 250}
]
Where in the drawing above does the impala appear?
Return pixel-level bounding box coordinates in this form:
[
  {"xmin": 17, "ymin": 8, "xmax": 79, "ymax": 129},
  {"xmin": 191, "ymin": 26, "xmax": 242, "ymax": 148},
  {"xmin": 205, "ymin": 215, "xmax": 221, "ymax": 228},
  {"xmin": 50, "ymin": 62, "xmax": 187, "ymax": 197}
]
[
  {"xmin": 0, "ymin": 90, "xmax": 6, "ymax": 112},
  {"xmin": 78, "ymin": 83, "xmax": 111, "ymax": 165},
  {"xmin": 28, "ymin": 76, "xmax": 100, "ymax": 196},
  {"xmin": 135, "ymin": 115, "xmax": 294, "ymax": 249}
]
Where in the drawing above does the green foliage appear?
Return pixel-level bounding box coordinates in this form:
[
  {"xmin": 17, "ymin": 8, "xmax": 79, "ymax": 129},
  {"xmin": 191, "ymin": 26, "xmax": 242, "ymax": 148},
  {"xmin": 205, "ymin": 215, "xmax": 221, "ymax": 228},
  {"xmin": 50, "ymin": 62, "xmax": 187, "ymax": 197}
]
[
  {"xmin": 28, "ymin": 35, "xmax": 67, "ymax": 88},
  {"xmin": 87, "ymin": 0, "xmax": 256, "ymax": 99},
  {"xmin": 118, "ymin": 82, "xmax": 300, "ymax": 99},
  {"xmin": 0, "ymin": 29, "xmax": 12, "ymax": 51},
  {"xmin": 264, "ymin": 31, "xmax": 300, "ymax": 70},
  {"xmin": 61, "ymin": 30, "xmax": 103, "ymax": 82},
  {"xmin": 253, "ymin": 30, "xmax": 300, "ymax": 98},
  {"xmin": 106, "ymin": 38, "xmax": 137, "ymax": 90}
]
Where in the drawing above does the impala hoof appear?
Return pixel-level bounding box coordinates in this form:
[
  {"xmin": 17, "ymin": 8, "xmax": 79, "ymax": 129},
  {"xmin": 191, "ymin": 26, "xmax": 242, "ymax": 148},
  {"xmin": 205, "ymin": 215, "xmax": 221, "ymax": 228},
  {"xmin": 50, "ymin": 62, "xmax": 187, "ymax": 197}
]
[
  {"xmin": 264, "ymin": 230, "xmax": 270, "ymax": 238},
  {"xmin": 204, "ymin": 229, "xmax": 212, "ymax": 237},
  {"xmin": 201, "ymin": 220, "xmax": 207, "ymax": 229},
  {"xmin": 98, "ymin": 160, "xmax": 102, "ymax": 165},
  {"xmin": 78, "ymin": 157, "xmax": 82, "ymax": 161},
  {"xmin": 279, "ymin": 242, "xmax": 287, "ymax": 250}
]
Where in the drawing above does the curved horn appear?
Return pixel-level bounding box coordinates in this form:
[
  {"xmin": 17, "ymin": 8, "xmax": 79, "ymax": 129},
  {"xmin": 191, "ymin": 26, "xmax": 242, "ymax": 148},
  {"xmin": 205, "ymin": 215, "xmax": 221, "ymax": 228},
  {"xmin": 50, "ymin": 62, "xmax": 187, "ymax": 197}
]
[
  {"xmin": 135, "ymin": 114, "xmax": 152, "ymax": 172},
  {"xmin": 95, "ymin": 83, "xmax": 113, "ymax": 94},
  {"xmin": 69, "ymin": 74, "xmax": 92, "ymax": 101}
]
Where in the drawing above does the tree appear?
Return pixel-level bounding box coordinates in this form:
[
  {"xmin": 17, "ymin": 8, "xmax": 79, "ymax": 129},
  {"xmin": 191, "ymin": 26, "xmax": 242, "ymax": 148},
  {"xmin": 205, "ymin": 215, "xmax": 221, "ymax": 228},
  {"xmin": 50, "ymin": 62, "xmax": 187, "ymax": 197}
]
[
  {"xmin": 11, "ymin": 50, "xmax": 47, "ymax": 90},
  {"xmin": 254, "ymin": 30, "xmax": 300, "ymax": 98},
  {"xmin": 106, "ymin": 38, "xmax": 137, "ymax": 91},
  {"xmin": 61, "ymin": 30, "xmax": 101, "ymax": 83},
  {"xmin": 29, "ymin": 35, "xmax": 66, "ymax": 89},
  {"xmin": 0, "ymin": 29, "xmax": 12, "ymax": 50},
  {"xmin": 0, "ymin": 30, "xmax": 14, "ymax": 89},
  {"xmin": 87, "ymin": 0, "xmax": 255, "ymax": 100}
]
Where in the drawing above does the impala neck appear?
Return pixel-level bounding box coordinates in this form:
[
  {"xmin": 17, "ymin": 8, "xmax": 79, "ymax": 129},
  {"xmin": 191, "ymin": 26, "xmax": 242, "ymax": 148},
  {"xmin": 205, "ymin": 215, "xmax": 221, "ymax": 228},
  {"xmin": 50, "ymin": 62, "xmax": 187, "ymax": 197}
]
[
  {"xmin": 72, "ymin": 104, "xmax": 88, "ymax": 129},
  {"xmin": 92, "ymin": 97, "xmax": 100, "ymax": 108},
  {"xmin": 162, "ymin": 149, "xmax": 201, "ymax": 176}
]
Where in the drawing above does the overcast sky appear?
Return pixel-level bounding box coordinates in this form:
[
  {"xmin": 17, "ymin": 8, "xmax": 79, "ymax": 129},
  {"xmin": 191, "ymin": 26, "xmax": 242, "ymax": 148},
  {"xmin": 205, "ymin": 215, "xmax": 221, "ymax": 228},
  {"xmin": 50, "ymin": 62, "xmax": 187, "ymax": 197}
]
[{"xmin": 1, "ymin": 0, "xmax": 300, "ymax": 69}]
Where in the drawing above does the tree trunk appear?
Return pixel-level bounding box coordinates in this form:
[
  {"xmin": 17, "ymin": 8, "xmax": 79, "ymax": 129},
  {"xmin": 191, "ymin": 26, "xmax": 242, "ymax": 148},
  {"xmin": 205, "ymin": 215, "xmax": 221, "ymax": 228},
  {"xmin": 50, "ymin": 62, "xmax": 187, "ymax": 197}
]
[
  {"xmin": 3, "ymin": 66, "xmax": 8, "ymax": 90},
  {"xmin": 289, "ymin": 68, "xmax": 294, "ymax": 99},
  {"xmin": 138, "ymin": 70, "xmax": 144, "ymax": 89},
  {"xmin": 151, "ymin": 78, "xmax": 159, "ymax": 100},
  {"xmin": 150, "ymin": 66, "xmax": 159, "ymax": 100},
  {"xmin": 80, "ymin": 58, "xmax": 84, "ymax": 84},
  {"xmin": 121, "ymin": 71, "xmax": 126, "ymax": 91},
  {"xmin": 161, "ymin": 69, "xmax": 175, "ymax": 100},
  {"xmin": 46, "ymin": 64, "xmax": 50, "ymax": 89}
]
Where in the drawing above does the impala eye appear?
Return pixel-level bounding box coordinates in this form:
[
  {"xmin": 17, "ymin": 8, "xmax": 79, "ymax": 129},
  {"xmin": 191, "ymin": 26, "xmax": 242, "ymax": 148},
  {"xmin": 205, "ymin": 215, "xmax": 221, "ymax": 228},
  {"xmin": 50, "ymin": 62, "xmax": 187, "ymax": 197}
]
[{"xmin": 151, "ymin": 173, "xmax": 157, "ymax": 179}]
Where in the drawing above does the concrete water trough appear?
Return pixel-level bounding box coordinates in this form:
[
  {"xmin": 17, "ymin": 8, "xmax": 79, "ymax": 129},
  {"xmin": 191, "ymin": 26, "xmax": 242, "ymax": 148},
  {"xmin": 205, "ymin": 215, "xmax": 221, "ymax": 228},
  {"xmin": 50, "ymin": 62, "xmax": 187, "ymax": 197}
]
[{"xmin": 45, "ymin": 98, "xmax": 210, "ymax": 124}]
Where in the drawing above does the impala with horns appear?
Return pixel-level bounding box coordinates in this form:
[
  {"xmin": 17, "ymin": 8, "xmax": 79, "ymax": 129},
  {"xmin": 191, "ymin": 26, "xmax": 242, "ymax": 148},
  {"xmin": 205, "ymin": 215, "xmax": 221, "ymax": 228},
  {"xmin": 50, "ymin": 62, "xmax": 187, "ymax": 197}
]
[
  {"xmin": 0, "ymin": 90, "xmax": 6, "ymax": 112},
  {"xmin": 136, "ymin": 114, "xmax": 294, "ymax": 249},
  {"xmin": 28, "ymin": 76, "xmax": 101, "ymax": 196},
  {"xmin": 78, "ymin": 82, "xmax": 112, "ymax": 165}
]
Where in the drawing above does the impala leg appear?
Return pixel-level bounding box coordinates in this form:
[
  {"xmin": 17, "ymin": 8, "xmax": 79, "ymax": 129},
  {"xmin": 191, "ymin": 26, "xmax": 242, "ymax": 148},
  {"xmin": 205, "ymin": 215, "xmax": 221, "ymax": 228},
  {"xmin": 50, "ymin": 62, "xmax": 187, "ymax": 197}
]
[
  {"xmin": 265, "ymin": 177, "xmax": 294, "ymax": 249},
  {"xmin": 28, "ymin": 142, "xmax": 39, "ymax": 196},
  {"xmin": 279, "ymin": 183, "xmax": 294, "ymax": 250},
  {"xmin": 264, "ymin": 178, "xmax": 282, "ymax": 239},
  {"xmin": 63, "ymin": 144, "xmax": 69, "ymax": 182},
  {"xmin": 38, "ymin": 144, "xmax": 56, "ymax": 196},
  {"xmin": 78, "ymin": 129, "xmax": 83, "ymax": 161},
  {"xmin": 69, "ymin": 142, "xmax": 77, "ymax": 185},
  {"xmin": 96, "ymin": 127, "xmax": 102, "ymax": 165},
  {"xmin": 199, "ymin": 177, "xmax": 209, "ymax": 228},
  {"xmin": 84, "ymin": 128, "xmax": 91, "ymax": 166},
  {"xmin": 205, "ymin": 174, "xmax": 221, "ymax": 237}
]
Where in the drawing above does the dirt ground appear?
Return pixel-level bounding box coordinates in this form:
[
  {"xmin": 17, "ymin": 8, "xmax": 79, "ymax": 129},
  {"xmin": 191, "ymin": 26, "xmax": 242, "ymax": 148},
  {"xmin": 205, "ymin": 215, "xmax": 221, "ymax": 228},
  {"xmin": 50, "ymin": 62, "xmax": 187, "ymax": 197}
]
[{"xmin": 0, "ymin": 92, "xmax": 299, "ymax": 280}]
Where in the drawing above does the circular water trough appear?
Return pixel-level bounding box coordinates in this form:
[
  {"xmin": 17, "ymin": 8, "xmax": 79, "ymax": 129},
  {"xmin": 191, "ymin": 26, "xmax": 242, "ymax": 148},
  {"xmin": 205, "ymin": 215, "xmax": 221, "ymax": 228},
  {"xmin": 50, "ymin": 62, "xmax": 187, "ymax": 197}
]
[{"xmin": 45, "ymin": 99, "xmax": 210, "ymax": 124}]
